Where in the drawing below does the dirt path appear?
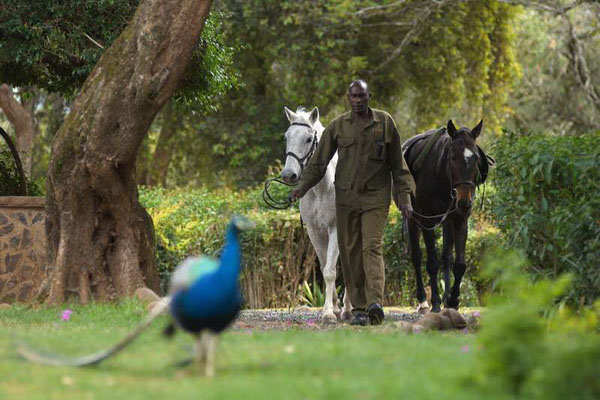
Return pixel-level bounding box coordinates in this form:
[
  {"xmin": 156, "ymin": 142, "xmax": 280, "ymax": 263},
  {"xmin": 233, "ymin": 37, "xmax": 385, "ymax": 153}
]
[{"xmin": 232, "ymin": 307, "xmax": 425, "ymax": 331}]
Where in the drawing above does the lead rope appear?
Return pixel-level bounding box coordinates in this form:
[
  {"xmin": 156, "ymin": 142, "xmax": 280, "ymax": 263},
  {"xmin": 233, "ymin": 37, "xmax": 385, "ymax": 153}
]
[{"xmin": 262, "ymin": 177, "xmax": 296, "ymax": 210}]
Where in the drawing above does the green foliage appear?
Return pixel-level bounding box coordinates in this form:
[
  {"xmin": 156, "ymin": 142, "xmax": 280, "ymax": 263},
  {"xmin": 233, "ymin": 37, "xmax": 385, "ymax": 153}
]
[
  {"xmin": 474, "ymin": 249, "xmax": 600, "ymax": 399},
  {"xmin": 0, "ymin": 149, "xmax": 43, "ymax": 196},
  {"xmin": 140, "ymin": 186, "xmax": 491, "ymax": 307},
  {"xmin": 0, "ymin": 1, "xmax": 238, "ymax": 110},
  {"xmin": 299, "ymin": 280, "xmax": 325, "ymax": 308},
  {"xmin": 189, "ymin": 0, "xmax": 521, "ymax": 187},
  {"xmin": 490, "ymin": 132, "xmax": 600, "ymax": 305},
  {"xmin": 507, "ymin": 6, "xmax": 600, "ymax": 135},
  {"xmin": 139, "ymin": 185, "xmax": 314, "ymax": 307}
]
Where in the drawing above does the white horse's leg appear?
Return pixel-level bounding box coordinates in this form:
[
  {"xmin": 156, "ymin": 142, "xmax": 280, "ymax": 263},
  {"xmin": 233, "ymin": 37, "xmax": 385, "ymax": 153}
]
[
  {"xmin": 341, "ymin": 289, "xmax": 353, "ymax": 321},
  {"xmin": 305, "ymin": 224, "xmax": 336, "ymax": 323},
  {"xmin": 322, "ymin": 227, "xmax": 339, "ymax": 323}
]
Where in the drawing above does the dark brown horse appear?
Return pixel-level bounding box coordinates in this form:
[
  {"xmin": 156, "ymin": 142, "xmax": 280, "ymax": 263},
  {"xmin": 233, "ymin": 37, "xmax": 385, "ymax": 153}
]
[{"xmin": 402, "ymin": 120, "xmax": 488, "ymax": 313}]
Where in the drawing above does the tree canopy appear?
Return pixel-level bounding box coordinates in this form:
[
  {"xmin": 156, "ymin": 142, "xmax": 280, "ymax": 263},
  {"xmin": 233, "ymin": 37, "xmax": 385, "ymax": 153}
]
[{"xmin": 0, "ymin": 0, "xmax": 237, "ymax": 110}]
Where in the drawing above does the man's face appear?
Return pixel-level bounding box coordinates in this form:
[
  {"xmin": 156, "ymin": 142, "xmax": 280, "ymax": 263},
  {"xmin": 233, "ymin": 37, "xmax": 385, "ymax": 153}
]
[{"xmin": 347, "ymin": 84, "xmax": 370, "ymax": 115}]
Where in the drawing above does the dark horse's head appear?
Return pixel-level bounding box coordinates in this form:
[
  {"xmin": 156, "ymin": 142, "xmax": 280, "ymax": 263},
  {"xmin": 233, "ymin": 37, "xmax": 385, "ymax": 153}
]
[{"xmin": 446, "ymin": 119, "xmax": 483, "ymax": 215}]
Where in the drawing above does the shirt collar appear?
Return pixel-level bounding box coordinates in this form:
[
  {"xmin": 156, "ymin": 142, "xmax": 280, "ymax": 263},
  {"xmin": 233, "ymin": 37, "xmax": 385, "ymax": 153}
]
[{"xmin": 345, "ymin": 107, "xmax": 380, "ymax": 123}]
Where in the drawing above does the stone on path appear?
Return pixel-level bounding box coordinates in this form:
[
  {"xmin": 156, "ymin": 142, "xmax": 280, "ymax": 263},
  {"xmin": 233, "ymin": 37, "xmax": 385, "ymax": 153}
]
[{"xmin": 134, "ymin": 287, "xmax": 160, "ymax": 305}]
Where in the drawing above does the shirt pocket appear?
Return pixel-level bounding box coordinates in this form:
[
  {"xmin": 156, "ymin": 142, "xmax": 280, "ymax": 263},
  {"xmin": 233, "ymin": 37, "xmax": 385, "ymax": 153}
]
[
  {"xmin": 369, "ymin": 129, "xmax": 386, "ymax": 161},
  {"xmin": 335, "ymin": 136, "xmax": 355, "ymax": 190},
  {"xmin": 337, "ymin": 136, "xmax": 355, "ymax": 160}
]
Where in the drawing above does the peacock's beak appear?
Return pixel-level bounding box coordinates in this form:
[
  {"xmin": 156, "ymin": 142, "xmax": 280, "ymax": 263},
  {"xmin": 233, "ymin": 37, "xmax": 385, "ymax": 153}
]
[{"xmin": 232, "ymin": 215, "xmax": 256, "ymax": 230}]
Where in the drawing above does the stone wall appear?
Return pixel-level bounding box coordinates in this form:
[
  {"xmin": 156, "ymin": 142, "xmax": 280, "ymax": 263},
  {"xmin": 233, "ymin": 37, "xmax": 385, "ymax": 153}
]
[{"xmin": 0, "ymin": 197, "xmax": 47, "ymax": 303}]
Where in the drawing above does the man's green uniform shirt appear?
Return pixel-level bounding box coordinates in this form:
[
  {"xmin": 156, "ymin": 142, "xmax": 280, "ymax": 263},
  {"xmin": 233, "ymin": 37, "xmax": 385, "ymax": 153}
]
[{"xmin": 296, "ymin": 108, "xmax": 414, "ymax": 210}]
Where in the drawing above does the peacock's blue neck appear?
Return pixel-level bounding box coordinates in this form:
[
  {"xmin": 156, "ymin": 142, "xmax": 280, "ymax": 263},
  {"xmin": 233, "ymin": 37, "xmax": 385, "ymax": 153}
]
[{"xmin": 216, "ymin": 223, "xmax": 241, "ymax": 284}]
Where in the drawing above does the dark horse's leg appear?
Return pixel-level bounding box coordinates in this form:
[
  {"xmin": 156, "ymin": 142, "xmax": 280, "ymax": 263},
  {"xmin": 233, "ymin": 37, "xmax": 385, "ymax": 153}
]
[
  {"xmin": 441, "ymin": 223, "xmax": 455, "ymax": 304},
  {"xmin": 408, "ymin": 220, "xmax": 428, "ymax": 313},
  {"xmin": 446, "ymin": 219, "xmax": 468, "ymax": 309},
  {"xmin": 422, "ymin": 229, "xmax": 442, "ymax": 312}
]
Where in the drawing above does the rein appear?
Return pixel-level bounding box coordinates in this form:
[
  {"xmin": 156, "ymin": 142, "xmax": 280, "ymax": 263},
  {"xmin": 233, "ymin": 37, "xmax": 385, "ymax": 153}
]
[
  {"xmin": 409, "ymin": 197, "xmax": 457, "ymax": 231},
  {"xmin": 262, "ymin": 177, "xmax": 296, "ymax": 210}
]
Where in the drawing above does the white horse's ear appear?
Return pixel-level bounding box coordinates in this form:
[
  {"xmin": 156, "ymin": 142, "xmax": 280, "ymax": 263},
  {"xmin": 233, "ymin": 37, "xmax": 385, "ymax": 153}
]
[
  {"xmin": 284, "ymin": 107, "xmax": 296, "ymax": 123},
  {"xmin": 471, "ymin": 120, "xmax": 483, "ymax": 139},
  {"xmin": 308, "ymin": 107, "xmax": 320, "ymax": 125}
]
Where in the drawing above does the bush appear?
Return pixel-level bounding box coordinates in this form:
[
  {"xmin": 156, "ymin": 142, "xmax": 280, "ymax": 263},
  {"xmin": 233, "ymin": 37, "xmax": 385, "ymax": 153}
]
[
  {"xmin": 140, "ymin": 186, "xmax": 492, "ymax": 308},
  {"xmin": 474, "ymin": 249, "xmax": 600, "ymax": 399},
  {"xmin": 139, "ymin": 185, "xmax": 318, "ymax": 308},
  {"xmin": 490, "ymin": 132, "xmax": 600, "ymax": 306}
]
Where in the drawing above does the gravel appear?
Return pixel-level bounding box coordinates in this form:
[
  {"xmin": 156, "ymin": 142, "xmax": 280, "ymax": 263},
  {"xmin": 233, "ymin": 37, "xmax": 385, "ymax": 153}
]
[{"xmin": 231, "ymin": 308, "xmax": 423, "ymax": 331}]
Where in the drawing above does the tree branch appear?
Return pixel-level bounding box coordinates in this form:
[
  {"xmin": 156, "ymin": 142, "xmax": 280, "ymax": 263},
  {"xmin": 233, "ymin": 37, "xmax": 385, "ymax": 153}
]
[
  {"xmin": 0, "ymin": 84, "xmax": 34, "ymax": 174},
  {"xmin": 0, "ymin": 127, "xmax": 28, "ymax": 195},
  {"xmin": 368, "ymin": 0, "xmax": 455, "ymax": 74},
  {"xmin": 564, "ymin": 12, "xmax": 600, "ymax": 110}
]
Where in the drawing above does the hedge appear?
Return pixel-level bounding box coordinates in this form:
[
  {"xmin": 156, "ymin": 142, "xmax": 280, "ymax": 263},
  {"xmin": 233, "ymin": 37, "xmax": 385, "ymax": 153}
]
[
  {"xmin": 490, "ymin": 132, "xmax": 600, "ymax": 306},
  {"xmin": 139, "ymin": 185, "xmax": 488, "ymax": 308}
]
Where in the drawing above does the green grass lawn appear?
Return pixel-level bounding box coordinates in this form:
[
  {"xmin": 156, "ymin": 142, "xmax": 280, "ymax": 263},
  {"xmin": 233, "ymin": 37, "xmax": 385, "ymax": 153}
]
[{"xmin": 0, "ymin": 301, "xmax": 499, "ymax": 400}]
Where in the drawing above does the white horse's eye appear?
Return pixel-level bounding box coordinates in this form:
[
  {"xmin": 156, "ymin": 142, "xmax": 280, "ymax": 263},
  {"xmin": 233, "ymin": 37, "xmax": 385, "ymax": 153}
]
[{"xmin": 306, "ymin": 137, "xmax": 312, "ymax": 143}]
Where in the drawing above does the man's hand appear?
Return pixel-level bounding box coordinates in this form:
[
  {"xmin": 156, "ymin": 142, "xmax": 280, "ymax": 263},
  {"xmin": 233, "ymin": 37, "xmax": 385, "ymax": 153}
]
[
  {"xmin": 398, "ymin": 203, "xmax": 413, "ymax": 219},
  {"xmin": 289, "ymin": 189, "xmax": 303, "ymax": 203}
]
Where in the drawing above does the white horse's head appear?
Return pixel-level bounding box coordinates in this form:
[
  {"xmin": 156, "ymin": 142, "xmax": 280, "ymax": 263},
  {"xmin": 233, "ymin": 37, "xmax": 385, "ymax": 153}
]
[{"xmin": 281, "ymin": 106, "xmax": 323, "ymax": 184}]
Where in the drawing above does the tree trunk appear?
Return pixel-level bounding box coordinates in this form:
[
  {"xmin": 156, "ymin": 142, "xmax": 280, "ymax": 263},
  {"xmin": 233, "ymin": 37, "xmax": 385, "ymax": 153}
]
[
  {"xmin": 45, "ymin": 0, "xmax": 214, "ymax": 304},
  {"xmin": 148, "ymin": 101, "xmax": 182, "ymax": 187},
  {"xmin": 0, "ymin": 84, "xmax": 35, "ymax": 175}
]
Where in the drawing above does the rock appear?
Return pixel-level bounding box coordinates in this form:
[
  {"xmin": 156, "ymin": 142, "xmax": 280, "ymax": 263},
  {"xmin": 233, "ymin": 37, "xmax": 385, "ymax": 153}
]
[
  {"xmin": 0, "ymin": 303, "xmax": 11, "ymax": 310},
  {"xmin": 147, "ymin": 299, "xmax": 169, "ymax": 314},
  {"xmin": 134, "ymin": 287, "xmax": 160, "ymax": 305},
  {"xmin": 294, "ymin": 305, "xmax": 312, "ymax": 313}
]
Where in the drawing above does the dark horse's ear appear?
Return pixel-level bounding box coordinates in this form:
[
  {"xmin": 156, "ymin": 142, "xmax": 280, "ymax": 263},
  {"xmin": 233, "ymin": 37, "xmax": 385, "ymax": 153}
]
[
  {"xmin": 471, "ymin": 120, "xmax": 483, "ymax": 139},
  {"xmin": 447, "ymin": 120, "xmax": 458, "ymax": 139}
]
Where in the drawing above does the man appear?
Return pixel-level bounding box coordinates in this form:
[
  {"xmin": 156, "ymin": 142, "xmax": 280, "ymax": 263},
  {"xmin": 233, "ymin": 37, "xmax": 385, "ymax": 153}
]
[{"xmin": 290, "ymin": 80, "xmax": 414, "ymax": 326}]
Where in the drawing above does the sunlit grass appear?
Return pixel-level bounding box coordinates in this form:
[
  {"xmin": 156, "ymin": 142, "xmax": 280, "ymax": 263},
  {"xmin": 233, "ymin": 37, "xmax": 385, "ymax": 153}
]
[{"xmin": 0, "ymin": 302, "xmax": 497, "ymax": 400}]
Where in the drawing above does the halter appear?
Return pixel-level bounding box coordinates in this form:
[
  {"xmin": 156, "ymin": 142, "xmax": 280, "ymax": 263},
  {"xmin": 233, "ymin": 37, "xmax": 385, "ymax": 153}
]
[{"xmin": 285, "ymin": 122, "xmax": 318, "ymax": 169}]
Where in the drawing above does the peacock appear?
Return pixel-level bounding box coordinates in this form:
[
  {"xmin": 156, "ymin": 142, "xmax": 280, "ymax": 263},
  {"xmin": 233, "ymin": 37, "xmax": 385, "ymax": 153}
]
[{"xmin": 17, "ymin": 216, "xmax": 254, "ymax": 376}]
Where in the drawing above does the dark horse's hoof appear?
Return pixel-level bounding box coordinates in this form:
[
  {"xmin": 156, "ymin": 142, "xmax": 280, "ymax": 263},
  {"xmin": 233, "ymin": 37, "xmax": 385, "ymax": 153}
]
[{"xmin": 444, "ymin": 297, "xmax": 459, "ymax": 310}]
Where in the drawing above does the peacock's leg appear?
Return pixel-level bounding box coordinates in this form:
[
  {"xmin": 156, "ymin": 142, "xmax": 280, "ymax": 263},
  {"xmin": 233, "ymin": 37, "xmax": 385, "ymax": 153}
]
[
  {"xmin": 195, "ymin": 332, "xmax": 208, "ymax": 375},
  {"xmin": 204, "ymin": 332, "xmax": 218, "ymax": 378}
]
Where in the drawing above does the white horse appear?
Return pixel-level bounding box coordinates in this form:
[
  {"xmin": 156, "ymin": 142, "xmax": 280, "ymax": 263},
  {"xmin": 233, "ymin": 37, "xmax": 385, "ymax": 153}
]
[{"xmin": 280, "ymin": 106, "xmax": 352, "ymax": 323}]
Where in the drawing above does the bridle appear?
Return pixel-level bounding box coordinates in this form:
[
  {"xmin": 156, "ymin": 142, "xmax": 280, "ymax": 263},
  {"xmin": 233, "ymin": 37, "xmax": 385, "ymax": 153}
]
[
  {"xmin": 410, "ymin": 145, "xmax": 479, "ymax": 231},
  {"xmin": 285, "ymin": 122, "xmax": 318, "ymax": 169},
  {"xmin": 261, "ymin": 122, "xmax": 318, "ymax": 210}
]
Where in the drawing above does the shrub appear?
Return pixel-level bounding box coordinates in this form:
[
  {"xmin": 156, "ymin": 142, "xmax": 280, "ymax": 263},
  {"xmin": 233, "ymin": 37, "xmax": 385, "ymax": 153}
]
[
  {"xmin": 474, "ymin": 249, "xmax": 600, "ymax": 399},
  {"xmin": 490, "ymin": 132, "xmax": 600, "ymax": 305},
  {"xmin": 139, "ymin": 185, "xmax": 318, "ymax": 308},
  {"xmin": 140, "ymin": 186, "xmax": 492, "ymax": 308}
]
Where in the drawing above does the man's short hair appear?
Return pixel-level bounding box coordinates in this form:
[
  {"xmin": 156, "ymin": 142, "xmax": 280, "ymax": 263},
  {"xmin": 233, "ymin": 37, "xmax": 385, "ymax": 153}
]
[{"xmin": 348, "ymin": 79, "xmax": 369, "ymax": 93}]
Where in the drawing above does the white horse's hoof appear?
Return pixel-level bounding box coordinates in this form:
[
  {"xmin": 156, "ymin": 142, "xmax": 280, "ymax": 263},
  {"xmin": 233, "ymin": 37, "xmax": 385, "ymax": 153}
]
[
  {"xmin": 341, "ymin": 310, "xmax": 353, "ymax": 321},
  {"xmin": 321, "ymin": 312, "xmax": 337, "ymax": 324}
]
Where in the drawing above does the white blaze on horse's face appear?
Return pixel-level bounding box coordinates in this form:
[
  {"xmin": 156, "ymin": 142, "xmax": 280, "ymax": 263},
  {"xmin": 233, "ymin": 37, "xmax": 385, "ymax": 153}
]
[{"xmin": 463, "ymin": 148, "xmax": 475, "ymax": 164}]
